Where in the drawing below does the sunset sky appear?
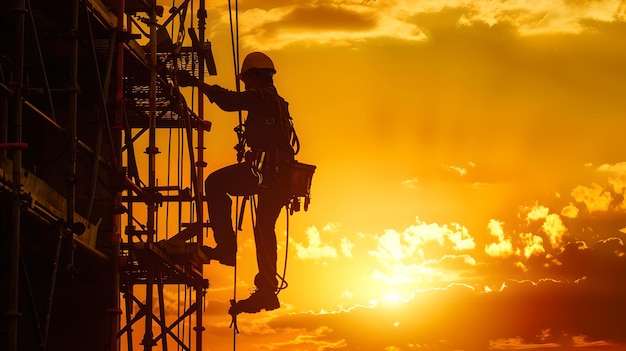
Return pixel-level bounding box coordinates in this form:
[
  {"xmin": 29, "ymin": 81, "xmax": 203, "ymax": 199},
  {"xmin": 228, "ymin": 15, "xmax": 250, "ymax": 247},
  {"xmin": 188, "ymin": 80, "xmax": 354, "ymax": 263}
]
[{"xmin": 136, "ymin": 0, "xmax": 626, "ymax": 350}]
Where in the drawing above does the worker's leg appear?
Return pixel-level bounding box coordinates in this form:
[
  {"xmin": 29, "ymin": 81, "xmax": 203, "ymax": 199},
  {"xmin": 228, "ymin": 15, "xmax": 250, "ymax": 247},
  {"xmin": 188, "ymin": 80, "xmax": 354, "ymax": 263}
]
[
  {"xmin": 252, "ymin": 192, "xmax": 284, "ymax": 291},
  {"xmin": 205, "ymin": 162, "xmax": 258, "ymax": 265},
  {"xmin": 230, "ymin": 170, "xmax": 291, "ymax": 313}
]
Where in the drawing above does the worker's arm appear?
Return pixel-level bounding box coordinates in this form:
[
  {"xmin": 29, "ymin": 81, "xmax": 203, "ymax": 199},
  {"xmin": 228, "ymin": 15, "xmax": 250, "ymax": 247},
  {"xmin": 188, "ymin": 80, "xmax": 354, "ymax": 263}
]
[{"xmin": 176, "ymin": 70, "xmax": 254, "ymax": 111}]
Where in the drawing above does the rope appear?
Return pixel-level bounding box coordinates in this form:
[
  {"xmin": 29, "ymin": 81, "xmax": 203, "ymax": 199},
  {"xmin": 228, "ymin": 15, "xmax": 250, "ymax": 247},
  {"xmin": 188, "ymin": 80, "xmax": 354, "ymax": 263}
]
[
  {"xmin": 279, "ymin": 204, "xmax": 290, "ymax": 291},
  {"xmin": 227, "ymin": 0, "xmax": 242, "ymax": 344},
  {"xmin": 228, "ymin": 0, "xmax": 246, "ymax": 163},
  {"xmin": 166, "ymin": 130, "xmax": 171, "ymax": 239},
  {"xmin": 223, "ymin": 0, "xmax": 290, "ymax": 342},
  {"xmin": 230, "ymin": 194, "xmax": 240, "ymax": 336}
]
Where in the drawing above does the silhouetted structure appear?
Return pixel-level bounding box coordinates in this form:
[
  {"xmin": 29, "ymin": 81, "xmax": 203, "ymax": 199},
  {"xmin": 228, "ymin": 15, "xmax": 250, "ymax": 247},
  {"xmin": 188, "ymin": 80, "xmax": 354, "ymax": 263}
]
[{"xmin": 0, "ymin": 0, "xmax": 214, "ymax": 350}]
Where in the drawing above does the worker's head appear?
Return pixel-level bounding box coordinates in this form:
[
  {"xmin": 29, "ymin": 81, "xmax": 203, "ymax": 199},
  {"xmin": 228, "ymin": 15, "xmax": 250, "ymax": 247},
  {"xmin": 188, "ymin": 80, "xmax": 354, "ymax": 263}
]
[{"xmin": 239, "ymin": 52, "xmax": 276, "ymax": 88}]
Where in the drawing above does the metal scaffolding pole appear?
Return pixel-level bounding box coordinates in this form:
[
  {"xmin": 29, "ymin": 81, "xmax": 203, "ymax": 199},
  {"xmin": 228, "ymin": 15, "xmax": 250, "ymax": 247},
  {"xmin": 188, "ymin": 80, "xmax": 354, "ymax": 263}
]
[
  {"xmin": 66, "ymin": 0, "xmax": 80, "ymax": 274},
  {"xmin": 143, "ymin": 1, "xmax": 159, "ymax": 350},
  {"xmin": 109, "ymin": 1, "xmax": 127, "ymax": 350},
  {"xmin": 195, "ymin": 2, "xmax": 207, "ymax": 349},
  {"xmin": 7, "ymin": 1, "xmax": 25, "ymax": 350}
]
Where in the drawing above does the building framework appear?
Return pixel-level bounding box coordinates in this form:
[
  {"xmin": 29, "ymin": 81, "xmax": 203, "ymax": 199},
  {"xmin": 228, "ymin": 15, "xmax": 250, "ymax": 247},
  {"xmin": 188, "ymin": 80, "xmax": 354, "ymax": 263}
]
[{"xmin": 0, "ymin": 0, "xmax": 215, "ymax": 350}]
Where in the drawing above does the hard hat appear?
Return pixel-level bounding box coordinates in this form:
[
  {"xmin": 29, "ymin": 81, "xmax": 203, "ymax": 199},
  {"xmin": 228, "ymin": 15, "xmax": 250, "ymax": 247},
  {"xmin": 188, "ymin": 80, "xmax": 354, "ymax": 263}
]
[{"xmin": 240, "ymin": 52, "xmax": 276, "ymax": 75}]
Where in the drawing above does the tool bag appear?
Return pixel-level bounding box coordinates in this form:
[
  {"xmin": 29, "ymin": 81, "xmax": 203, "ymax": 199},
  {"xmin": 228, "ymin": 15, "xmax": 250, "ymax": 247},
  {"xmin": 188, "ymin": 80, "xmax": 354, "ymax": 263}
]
[{"xmin": 287, "ymin": 161, "xmax": 316, "ymax": 214}]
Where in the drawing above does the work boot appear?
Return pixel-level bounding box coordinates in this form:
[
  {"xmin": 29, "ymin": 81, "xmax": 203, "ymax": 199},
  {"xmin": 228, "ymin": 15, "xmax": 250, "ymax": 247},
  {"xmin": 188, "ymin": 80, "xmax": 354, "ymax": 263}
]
[
  {"xmin": 228, "ymin": 289, "xmax": 280, "ymax": 315},
  {"xmin": 202, "ymin": 244, "xmax": 236, "ymax": 267}
]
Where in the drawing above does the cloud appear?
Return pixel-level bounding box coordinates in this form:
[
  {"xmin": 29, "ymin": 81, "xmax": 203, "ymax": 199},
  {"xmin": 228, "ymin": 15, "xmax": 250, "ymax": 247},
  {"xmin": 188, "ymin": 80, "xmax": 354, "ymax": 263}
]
[
  {"xmin": 369, "ymin": 217, "xmax": 475, "ymax": 264},
  {"xmin": 488, "ymin": 336, "xmax": 559, "ymax": 350},
  {"xmin": 561, "ymin": 202, "xmax": 579, "ymax": 218},
  {"xmin": 401, "ymin": 177, "xmax": 419, "ymax": 189},
  {"xmin": 369, "ymin": 229, "xmax": 411, "ymax": 264},
  {"xmin": 485, "ymin": 238, "xmax": 515, "ymax": 258},
  {"xmin": 572, "ymin": 334, "xmax": 616, "ymax": 348},
  {"xmin": 235, "ymin": 2, "xmax": 427, "ymax": 50},
  {"xmin": 363, "ymin": 218, "xmax": 478, "ymax": 287},
  {"xmin": 436, "ymin": 254, "xmax": 477, "ymax": 270},
  {"xmin": 396, "ymin": 160, "xmax": 626, "ymax": 286},
  {"xmin": 264, "ymin": 271, "xmax": 626, "ymax": 350},
  {"xmin": 526, "ymin": 204, "xmax": 549, "ymax": 221},
  {"xmin": 207, "ymin": 0, "xmax": 625, "ymax": 50},
  {"xmin": 571, "ymin": 183, "xmax": 613, "ymax": 212},
  {"xmin": 277, "ymin": 4, "xmax": 379, "ymax": 31},
  {"xmin": 340, "ymin": 237, "xmax": 354, "ymax": 257},
  {"xmin": 264, "ymin": 326, "xmax": 348, "ymax": 351},
  {"xmin": 598, "ymin": 161, "xmax": 626, "ymax": 174},
  {"xmin": 340, "ymin": 289, "xmax": 353, "ymax": 300},
  {"xmin": 485, "ymin": 219, "xmax": 515, "ymax": 258},
  {"xmin": 519, "ymin": 232, "xmax": 545, "ymax": 259},
  {"xmin": 293, "ymin": 225, "xmax": 339, "ymax": 260},
  {"xmin": 457, "ymin": 0, "xmax": 622, "ymax": 35},
  {"xmin": 442, "ymin": 162, "xmax": 472, "ymax": 176},
  {"xmin": 599, "ymin": 161, "xmax": 626, "ymax": 209},
  {"xmin": 542, "ymin": 213, "xmax": 567, "ymax": 249}
]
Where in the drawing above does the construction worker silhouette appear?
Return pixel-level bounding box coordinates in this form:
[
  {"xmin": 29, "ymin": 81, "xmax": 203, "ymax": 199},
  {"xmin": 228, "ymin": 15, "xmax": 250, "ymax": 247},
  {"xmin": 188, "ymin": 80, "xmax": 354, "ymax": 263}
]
[{"xmin": 178, "ymin": 52, "xmax": 294, "ymax": 314}]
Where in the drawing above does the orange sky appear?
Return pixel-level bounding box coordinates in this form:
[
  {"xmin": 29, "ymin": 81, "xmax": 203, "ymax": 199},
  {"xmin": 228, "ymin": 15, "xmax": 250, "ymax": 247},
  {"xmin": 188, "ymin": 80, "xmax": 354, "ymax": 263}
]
[{"xmin": 127, "ymin": 1, "xmax": 626, "ymax": 350}]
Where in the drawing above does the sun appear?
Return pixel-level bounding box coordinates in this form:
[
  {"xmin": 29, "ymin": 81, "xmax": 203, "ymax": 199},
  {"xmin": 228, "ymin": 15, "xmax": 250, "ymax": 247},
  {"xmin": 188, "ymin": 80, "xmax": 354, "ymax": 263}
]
[
  {"xmin": 382, "ymin": 292, "xmax": 402, "ymax": 303},
  {"xmin": 377, "ymin": 289, "xmax": 414, "ymax": 307}
]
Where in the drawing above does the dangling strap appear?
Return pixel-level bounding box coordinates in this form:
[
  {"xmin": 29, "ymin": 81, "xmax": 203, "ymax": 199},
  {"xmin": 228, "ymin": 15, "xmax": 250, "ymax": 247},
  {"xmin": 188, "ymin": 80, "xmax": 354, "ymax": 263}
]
[{"xmin": 228, "ymin": 299, "xmax": 240, "ymax": 334}]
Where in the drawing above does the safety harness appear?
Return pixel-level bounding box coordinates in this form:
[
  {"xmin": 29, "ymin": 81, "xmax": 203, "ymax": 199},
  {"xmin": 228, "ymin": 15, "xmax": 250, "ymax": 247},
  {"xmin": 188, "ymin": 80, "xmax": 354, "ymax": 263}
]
[{"xmin": 237, "ymin": 88, "xmax": 316, "ymax": 211}]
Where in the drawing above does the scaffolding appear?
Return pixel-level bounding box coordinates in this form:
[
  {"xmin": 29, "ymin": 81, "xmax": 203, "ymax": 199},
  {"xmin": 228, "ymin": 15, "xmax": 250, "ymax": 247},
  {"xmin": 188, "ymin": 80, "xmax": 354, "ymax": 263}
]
[{"xmin": 0, "ymin": 0, "xmax": 214, "ymax": 350}]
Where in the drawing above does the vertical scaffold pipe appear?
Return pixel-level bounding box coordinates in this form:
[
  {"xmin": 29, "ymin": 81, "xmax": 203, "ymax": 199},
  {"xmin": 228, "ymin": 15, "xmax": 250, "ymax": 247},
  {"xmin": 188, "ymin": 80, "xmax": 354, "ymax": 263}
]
[
  {"xmin": 195, "ymin": 2, "xmax": 207, "ymax": 350},
  {"xmin": 1, "ymin": 90, "xmax": 7, "ymax": 159},
  {"xmin": 66, "ymin": 0, "xmax": 79, "ymax": 274},
  {"xmin": 196, "ymin": 0, "xmax": 206, "ymax": 244},
  {"xmin": 143, "ymin": 1, "xmax": 159, "ymax": 350},
  {"xmin": 147, "ymin": 1, "xmax": 158, "ymax": 242},
  {"xmin": 7, "ymin": 1, "xmax": 25, "ymax": 351},
  {"xmin": 110, "ymin": 1, "xmax": 126, "ymax": 350}
]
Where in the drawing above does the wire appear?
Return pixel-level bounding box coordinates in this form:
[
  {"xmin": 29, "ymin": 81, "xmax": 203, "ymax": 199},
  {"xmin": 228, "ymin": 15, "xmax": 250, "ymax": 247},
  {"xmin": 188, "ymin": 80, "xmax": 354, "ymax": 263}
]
[
  {"xmin": 228, "ymin": 0, "xmax": 246, "ymax": 163},
  {"xmin": 228, "ymin": 0, "xmax": 240, "ymax": 87},
  {"xmin": 278, "ymin": 204, "xmax": 290, "ymax": 291}
]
